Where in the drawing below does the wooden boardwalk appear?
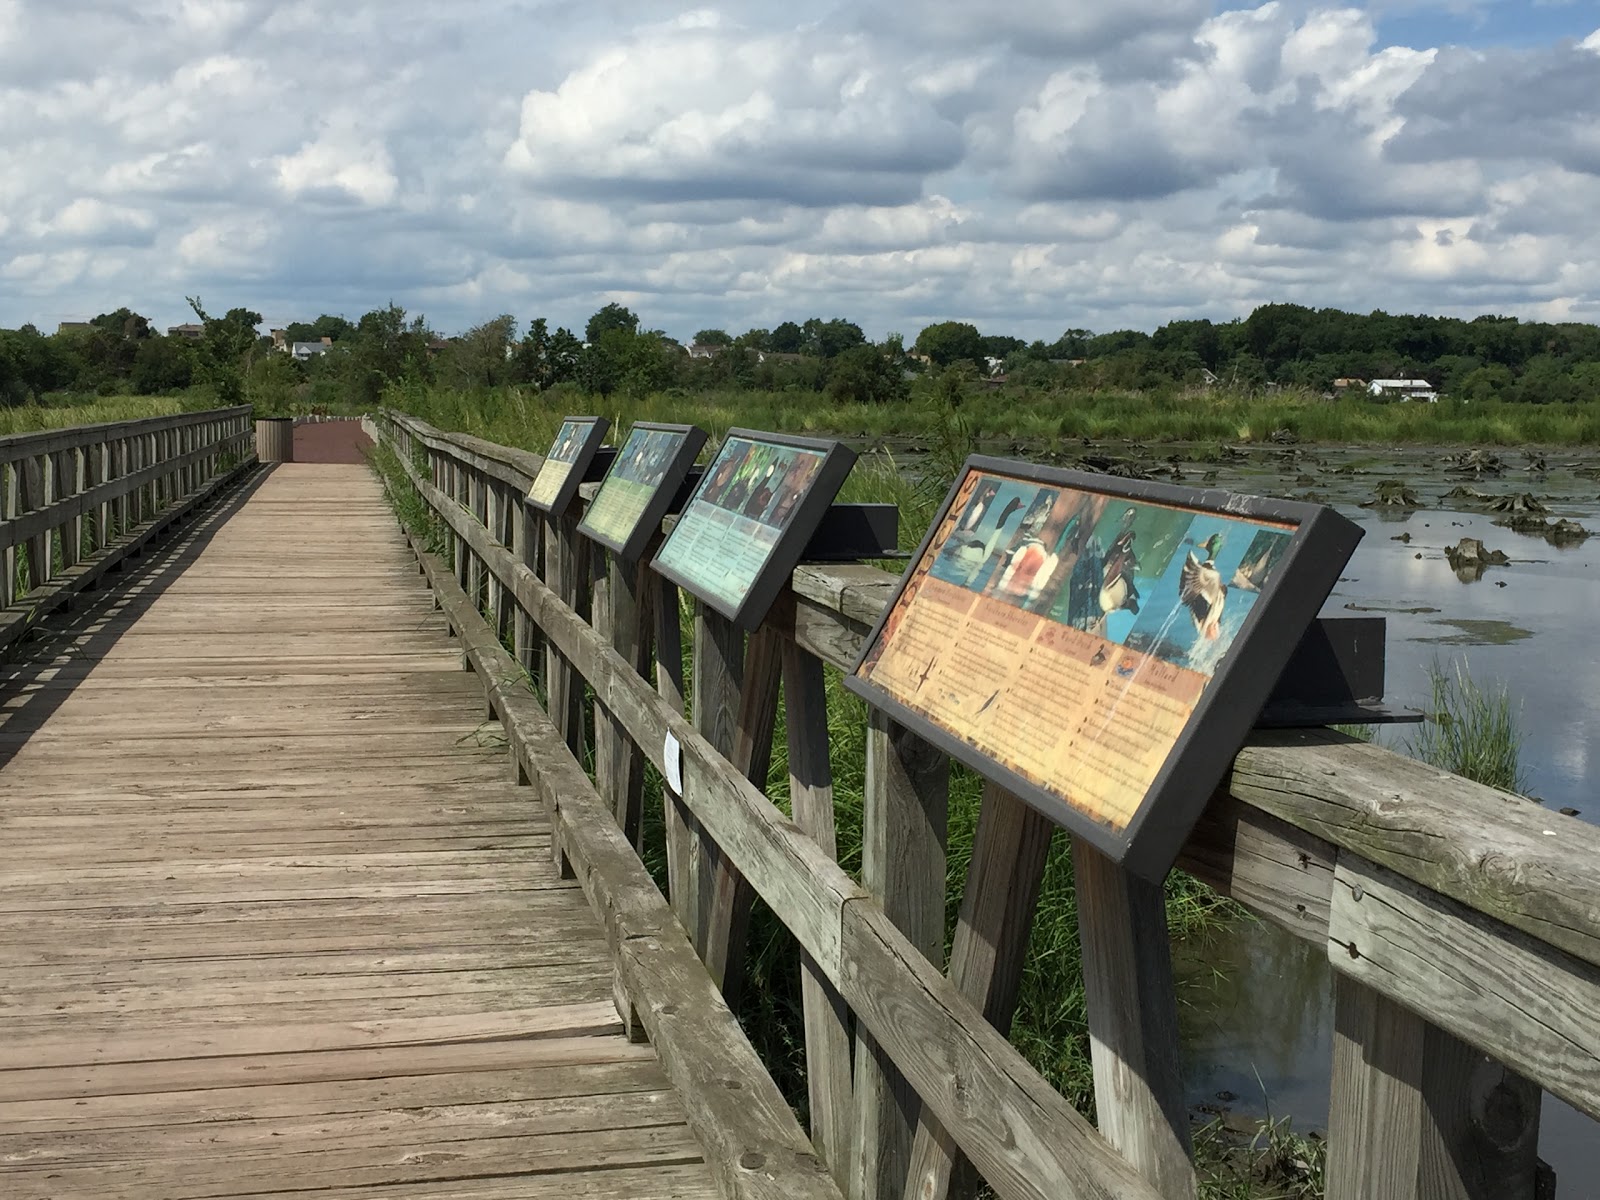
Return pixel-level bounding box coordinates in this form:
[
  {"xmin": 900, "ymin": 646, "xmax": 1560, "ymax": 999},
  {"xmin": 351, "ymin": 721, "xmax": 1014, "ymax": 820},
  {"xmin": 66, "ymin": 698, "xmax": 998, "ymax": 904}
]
[{"xmin": 0, "ymin": 465, "xmax": 718, "ymax": 1200}]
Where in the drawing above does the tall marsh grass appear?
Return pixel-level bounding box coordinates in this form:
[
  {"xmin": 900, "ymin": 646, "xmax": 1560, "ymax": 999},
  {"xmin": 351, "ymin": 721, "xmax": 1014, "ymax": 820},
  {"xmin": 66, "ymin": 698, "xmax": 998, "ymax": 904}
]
[
  {"xmin": 384, "ymin": 378, "xmax": 1600, "ymax": 450},
  {"xmin": 1407, "ymin": 658, "xmax": 1526, "ymax": 794},
  {"xmin": 0, "ymin": 396, "xmax": 186, "ymax": 437}
]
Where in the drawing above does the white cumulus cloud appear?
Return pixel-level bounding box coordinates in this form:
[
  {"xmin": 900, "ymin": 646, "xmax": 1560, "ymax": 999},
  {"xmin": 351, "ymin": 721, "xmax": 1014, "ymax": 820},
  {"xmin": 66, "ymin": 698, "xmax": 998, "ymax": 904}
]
[{"xmin": 0, "ymin": 0, "xmax": 1595, "ymax": 337}]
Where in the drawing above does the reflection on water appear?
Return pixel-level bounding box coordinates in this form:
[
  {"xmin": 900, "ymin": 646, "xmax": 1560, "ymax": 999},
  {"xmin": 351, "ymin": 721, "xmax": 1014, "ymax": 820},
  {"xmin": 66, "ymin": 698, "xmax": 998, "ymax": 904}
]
[{"xmin": 1179, "ymin": 446, "xmax": 1600, "ymax": 1190}]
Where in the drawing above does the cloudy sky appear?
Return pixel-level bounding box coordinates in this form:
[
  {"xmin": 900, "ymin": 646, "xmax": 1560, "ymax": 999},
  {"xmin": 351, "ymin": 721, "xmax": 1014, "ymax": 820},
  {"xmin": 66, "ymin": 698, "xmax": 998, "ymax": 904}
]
[{"xmin": 3, "ymin": 0, "xmax": 1598, "ymax": 342}]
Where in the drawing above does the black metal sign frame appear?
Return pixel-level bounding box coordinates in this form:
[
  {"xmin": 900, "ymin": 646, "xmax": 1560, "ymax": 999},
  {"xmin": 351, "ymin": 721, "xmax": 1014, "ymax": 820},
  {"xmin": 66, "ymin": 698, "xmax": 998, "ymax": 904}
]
[
  {"xmin": 650, "ymin": 428, "xmax": 856, "ymax": 631},
  {"xmin": 526, "ymin": 416, "xmax": 612, "ymax": 517},
  {"xmin": 578, "ymin": 422, "xmax": 709, "ymax": 563},
  {"xmin": 843, "ymin": 455, "xmax": 1362, "ymax": 881}
]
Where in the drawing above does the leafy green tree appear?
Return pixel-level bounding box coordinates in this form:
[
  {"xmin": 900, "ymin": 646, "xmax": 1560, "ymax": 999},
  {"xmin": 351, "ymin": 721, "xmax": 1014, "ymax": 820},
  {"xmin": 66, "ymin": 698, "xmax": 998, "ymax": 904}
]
[
  {"xmin": 768, "ymin": 321, "xmax": 805, "ymax": 353},
  {"xmin": 979, "ymin": 334, "xmax": 1024, "ymax": 360},
  {"xmin": 693, "ymin": 328, "xmax": 732, "ymax": 347},
  {"xmin": 247, "ymin": 351, "xmax": 302, "ymax": 412},
  {"xmin": 91, "ymin": 308, "xmax": 154, "ymax": 341},
  {"xmin": 186, "ymin": 297, "xmax": 264, "ymax": 405},
  {"xmin": 547, "ymin": 327, "xmax": 583, "ymax": 385},
  {"xmin": 130, "ymin": 336, "xmax": 194, "ymax": 394},
  {"xmin": 582, "ymin": 328, "xmax": 674, "ymax": 398},
  {"xmin": 827, "ymin": 345, "xmax": 908, "ymax": 405},
  {"xmin": 585, "ymin": 303, "xmax": 639, "ymax": 345},
  {"xmin": 1049, "ymin": 328, "xmax": 1093, "ymax": 358},
  {"xmin": 440, "ymin": 315, "xmax": 517, "ymax": 389},
  {"xmin": 802, "ymin": 317, "xmax": 866, "ymax": 358},
  {"xmin": 914, "ymin": 321, "xmax": 985, "ymax": 367},
  {"xmin": 345, "ymin": 303, "xmax": 435, "ymax": 405},
  {"xmin": 284, "ymin": 314, "xmax": 354, "ymax": 345}
]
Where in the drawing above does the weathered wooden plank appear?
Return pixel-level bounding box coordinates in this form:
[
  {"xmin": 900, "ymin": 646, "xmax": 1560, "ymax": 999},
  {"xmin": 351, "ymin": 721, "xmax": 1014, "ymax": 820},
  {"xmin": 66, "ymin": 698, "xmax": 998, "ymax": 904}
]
[
  {"xmin": 904, "ymin": 783, "xmax": 1054, "ymax": 1200},
  {"xmin": 593, "ymin": 548, "xmax": 653, "ymax": 847},
  {"xmin": 1327, "ymin": 971, "xmax": 1426, "ymax": 1200},
  {"xmin": 1417, "ymin": 1023, "xmax": 1542, "ymax": 1200},
  {"xmin": 783, "ymin": 640, "xmax": 855, "ymax": 1188},
  {"xmin": 1329, "ymin": 855, "xmax": 1600, "ymax": 1121},
  {"xmin": 1175, "ymin": 792, "xmax": 1336, "ymax": 945},
  {"xmin": 1072, "ymin": 841, "xmax": 1197, "ymax": 1198},
  {"xmin": 1236, "ymin": 728, "xmax": 1600, "ymax": 971},
  {"xmin": 852, "ymin": 711, "xmax": 948, "ymax": 1200},
  {"xmin": 701, "ymin": 619, "xmax": 784, "ymax": 1003},
  {"xmin": 839, "ymin": 901, "xmax": 1162, "ymax": 1200}
]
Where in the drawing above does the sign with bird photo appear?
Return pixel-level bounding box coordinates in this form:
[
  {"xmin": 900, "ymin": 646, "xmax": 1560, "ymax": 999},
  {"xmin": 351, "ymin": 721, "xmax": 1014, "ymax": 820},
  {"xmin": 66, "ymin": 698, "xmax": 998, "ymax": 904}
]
[
  {"xmin": 578, "ymin": 422, "xmax": 708, "ymax": 562},
  {"xmin": 527, "ymin": 416, "xmax": 611, "ymax": 515},
  {"xmin": 651, "ymin": 429, "xmax": 856, "ymax": 630},
  {"xmin": 845, "ymin": 456, "xmax": 1361, "ymax": 880}
]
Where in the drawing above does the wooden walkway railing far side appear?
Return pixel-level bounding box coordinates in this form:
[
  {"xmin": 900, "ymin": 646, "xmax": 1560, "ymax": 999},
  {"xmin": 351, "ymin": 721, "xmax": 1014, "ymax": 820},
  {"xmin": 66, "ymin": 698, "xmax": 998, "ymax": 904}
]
[
  {"xmin": 0, "ymin": 406, "xmax": 254, "ymax": 652},
  {"xmin": 0, "ymin": 462, "xmax": 722, "ymax": 1200}
]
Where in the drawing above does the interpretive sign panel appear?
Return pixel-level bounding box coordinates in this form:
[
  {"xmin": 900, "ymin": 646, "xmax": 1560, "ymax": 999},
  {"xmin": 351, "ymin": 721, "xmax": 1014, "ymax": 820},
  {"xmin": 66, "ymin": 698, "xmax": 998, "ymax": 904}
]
[
  {"xmin": 845, "ymin": 456, "xmax": 1361, "ymax": 880},
  {"xmin": 651, "ymin": 429, "xmax": 855, "ymax": 630},
  {"xmin": 579, "ymin": 422, "xmax": 708, "ymax": 562},
  {"xmin": 527, "ymin": 416, "xmax": 611, "ymax": 515}
]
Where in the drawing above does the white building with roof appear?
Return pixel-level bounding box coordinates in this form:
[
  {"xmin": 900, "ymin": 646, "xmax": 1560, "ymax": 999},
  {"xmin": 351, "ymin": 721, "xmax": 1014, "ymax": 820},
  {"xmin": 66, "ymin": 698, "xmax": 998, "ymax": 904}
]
[{"xmin": 1367, "ymin": 379, "xmax": 1438, "ymax": 402}]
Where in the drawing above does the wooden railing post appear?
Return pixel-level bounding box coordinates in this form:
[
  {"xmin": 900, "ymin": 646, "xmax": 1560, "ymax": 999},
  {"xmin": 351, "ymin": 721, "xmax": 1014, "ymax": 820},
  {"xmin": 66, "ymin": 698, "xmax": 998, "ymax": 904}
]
[
  {"xmin": 904, "ymin": 781, "xmax": 1055, "ymax": 1200},
  {"xmin": 1328, "ymin": 959, "xmax": 1542, "ymax": 1200},
  {"xmin": 784, "ymin": 639, "xmax": 855, "ymax": 1189},
  {"xmin": 1072, "ymin": 842, "xmax": 1197, "ymax": 1199},
  {"xmin": 513, "ymin": 497, "xmax": 541, "ymax": 680},
  {"xmin": 592, "ymin": 548, "xmax": 655, "ymax": 848},
  {"xmin": 543, "ymin": 511, "xmax": 586, "ymax": 759},
  {"xmin": 18, "ymin": 454, "xmax": 47, "ymax": 591},
  {"xmin": 688, "ymin": 601, "xmax": 748, "ymax": 993},
  {"xmin": 656, "ymin": 578, "xmax": 698, "ymax": 930},
  {"xmin": 851, "ymin": 711, "xmax": 948, "ymax": 1200},
  {"xmin": 2, "ymin": 465, "xmax": 15, "ymax": 607}
]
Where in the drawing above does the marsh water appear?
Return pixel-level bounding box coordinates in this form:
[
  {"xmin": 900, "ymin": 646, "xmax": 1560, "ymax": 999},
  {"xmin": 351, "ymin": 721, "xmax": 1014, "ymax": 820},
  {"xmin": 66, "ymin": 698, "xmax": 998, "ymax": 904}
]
[{"xmin": 1161, "ymin": 443, "xmax": 1600, "ymax": 1190}]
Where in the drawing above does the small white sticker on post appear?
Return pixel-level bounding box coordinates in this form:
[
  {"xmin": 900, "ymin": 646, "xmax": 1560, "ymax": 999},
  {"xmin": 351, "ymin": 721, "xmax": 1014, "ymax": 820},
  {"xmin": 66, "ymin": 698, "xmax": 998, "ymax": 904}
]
[{"xmin": 663, "ymin": 731, "xmax": 684, "ymax": 796}]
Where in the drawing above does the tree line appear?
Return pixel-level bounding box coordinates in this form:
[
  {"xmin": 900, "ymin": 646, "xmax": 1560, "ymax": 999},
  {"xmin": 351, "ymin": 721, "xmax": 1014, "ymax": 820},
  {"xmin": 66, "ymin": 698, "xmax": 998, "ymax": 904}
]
[{"xmin": 4, "ymin": 299, "xmax": 1599, "ymax": 409}]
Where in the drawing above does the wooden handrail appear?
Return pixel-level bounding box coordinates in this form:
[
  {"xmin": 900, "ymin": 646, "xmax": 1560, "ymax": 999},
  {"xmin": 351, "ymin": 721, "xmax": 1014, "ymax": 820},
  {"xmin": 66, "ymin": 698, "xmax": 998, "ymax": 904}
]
[
  {"xmin": 373, "ymin": 409, "xmax": 1591, "ymax": 1200},
  {"xmin": 0, "ymin": 405, "xmax": 256, "ymax": 650}
]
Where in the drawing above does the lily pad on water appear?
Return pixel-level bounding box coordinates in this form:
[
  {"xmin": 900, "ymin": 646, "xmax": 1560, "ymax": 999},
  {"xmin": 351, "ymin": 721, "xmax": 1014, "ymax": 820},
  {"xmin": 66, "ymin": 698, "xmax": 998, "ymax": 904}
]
[
  {"xmin": 1361, "ymin": 480, "xmax": 1423, "ymax": 508},
  {"xmin": 1413, "ymin": 618, "xmax": 1535, "ymax": 646}
]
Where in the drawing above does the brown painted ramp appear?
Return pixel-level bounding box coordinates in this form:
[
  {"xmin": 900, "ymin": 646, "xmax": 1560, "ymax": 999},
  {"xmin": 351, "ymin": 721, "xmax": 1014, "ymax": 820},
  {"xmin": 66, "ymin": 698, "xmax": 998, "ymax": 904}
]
[
  {"xmin": 0, "ymin": 464, "xmax": 718, "ymax": 1200},
  {"xmin": 294, "ymin": 418, "xmax": 375, "ymax": 463}
]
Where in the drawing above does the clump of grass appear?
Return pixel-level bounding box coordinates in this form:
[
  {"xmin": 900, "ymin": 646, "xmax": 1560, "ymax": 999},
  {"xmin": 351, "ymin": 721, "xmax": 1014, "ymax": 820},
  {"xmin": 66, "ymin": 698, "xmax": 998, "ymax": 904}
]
[
  {"xmin": 1407, "ymin": 658, "xmax": 1525, "ymax": 793},
  {"xmin": 1194, "ymin": 1114, "xmax": 1326, "ymax": 1200},
  {"xmin": 366, "ymin": 441, "xmax": 446, "ymax": 557}
]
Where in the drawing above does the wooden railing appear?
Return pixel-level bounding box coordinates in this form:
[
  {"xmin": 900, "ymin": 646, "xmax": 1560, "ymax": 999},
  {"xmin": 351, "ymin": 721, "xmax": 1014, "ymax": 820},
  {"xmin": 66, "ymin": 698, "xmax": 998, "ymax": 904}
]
[
  {"xmin": 372, "ymin": 409, "xmax": 1597, "ymax": 1200},
  {"xmin": 0, "ymin": 406, "xmax": 254, "ymax": 650}
]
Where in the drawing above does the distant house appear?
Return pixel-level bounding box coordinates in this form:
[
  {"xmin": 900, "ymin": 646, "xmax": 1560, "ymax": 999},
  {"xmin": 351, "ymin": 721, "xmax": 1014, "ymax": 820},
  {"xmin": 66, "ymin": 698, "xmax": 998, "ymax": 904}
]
[
  {"xmin": 754, "ymin": 351, "xmax": 809, "ymax": 365},
  {"xmin": 55, "ymin": 321, "xmax": 93, "ymax": 336},
  {"xmin": 1331, "ymin": 377, "xmax": 1366, "ymax": 392},
  {"xmin": 1368, "ymin": 378, "xmax": 1438, "ymax": 403},
  {"xmin": 291, "ymin": 337, "xmax": 334, "ymax": 362},
  {"xmin": 686, "ymin": 342, "xmax": 726, "ymax": 360},
  {"xmin": 426, "ymin": 338, "xmax": 453, "ymax": 355},
  {"xmin": 270, "ymin": 329, "xmax": 287, "ymax": 352},
  {"xmin": 168, "ymin": 323, "xmax": 204, "ymax": 341}
]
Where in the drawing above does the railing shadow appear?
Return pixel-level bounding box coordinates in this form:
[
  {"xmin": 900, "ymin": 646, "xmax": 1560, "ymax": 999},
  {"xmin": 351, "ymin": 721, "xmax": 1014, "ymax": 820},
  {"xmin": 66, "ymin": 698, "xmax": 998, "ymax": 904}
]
[{"xmin": 0, "ymin": 465, "xmax": 276, "ymax": 768}]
